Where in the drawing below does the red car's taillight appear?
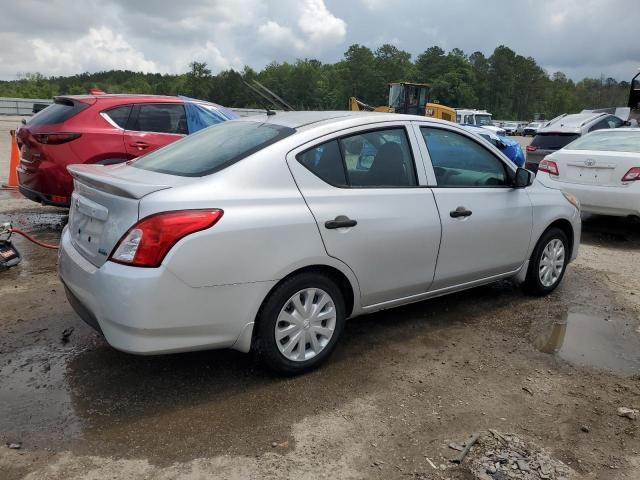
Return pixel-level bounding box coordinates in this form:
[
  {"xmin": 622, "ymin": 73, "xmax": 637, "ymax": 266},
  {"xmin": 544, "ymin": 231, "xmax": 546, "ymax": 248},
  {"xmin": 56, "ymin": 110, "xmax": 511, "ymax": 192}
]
[
  {"xmin": 33, "ymin": 133, "xmax": 81, "ymax": 144},
  {"xmin": 621, "ymin": 167, "xmax": 640, "ymax": 182},
  {"xmin": 109, "ymin": 209, "xmax": 224, "ymax": 268},
  {"xmin": 538, "ymin": 159, "xmax": 559, "ymax": 176},
  {"xmin": 526, "ymin": 145, "xmax": 537, "ymax": 152}
]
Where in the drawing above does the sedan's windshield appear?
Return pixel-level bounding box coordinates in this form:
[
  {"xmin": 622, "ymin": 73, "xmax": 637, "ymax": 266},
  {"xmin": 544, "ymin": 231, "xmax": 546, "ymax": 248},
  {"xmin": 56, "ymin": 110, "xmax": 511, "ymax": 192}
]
[
  {"xmin": 566, "ymin": 130, "xmax": 640, "ymax": 153},
  {"xmin": 133, "ymin": 121, "xmax": 295, "ymax": 177}
]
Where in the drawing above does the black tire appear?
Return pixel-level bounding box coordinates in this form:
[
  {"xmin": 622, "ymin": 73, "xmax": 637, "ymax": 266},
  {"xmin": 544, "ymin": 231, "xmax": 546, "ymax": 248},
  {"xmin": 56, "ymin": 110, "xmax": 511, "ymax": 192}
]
[
  {"xmin": 254, "ymin": 272, "xmax": 346, "ymax": 375},
  {"xmin": 522, "ymin": 227, "xmax": 569, "ymax": 296}
]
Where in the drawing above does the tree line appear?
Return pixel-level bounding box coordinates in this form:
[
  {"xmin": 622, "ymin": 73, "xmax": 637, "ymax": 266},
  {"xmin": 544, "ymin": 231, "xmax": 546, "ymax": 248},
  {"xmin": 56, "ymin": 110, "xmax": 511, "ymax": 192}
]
[{"xmin": 0, "ymin": 44, "xmax": 631, "ymax": 120}]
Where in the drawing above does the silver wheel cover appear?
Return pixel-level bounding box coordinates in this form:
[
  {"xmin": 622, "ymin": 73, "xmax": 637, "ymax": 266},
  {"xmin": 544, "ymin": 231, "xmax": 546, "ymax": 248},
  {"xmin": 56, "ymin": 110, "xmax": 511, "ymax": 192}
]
[
  {"xmin": 275, "ymin": 288, "xmax": 337, "ymax": 362},
  {"xmin": 538, "ymin": 238, "xmax": 565, "ymax": 287}
]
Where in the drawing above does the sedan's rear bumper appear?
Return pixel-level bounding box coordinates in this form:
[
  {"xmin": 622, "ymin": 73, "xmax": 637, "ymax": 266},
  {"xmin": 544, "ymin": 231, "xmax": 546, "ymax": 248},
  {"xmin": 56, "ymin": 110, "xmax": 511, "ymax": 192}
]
[
  {"xmin": 57, "ymin": 228, "xmax": 275, "ymax": 354},
  {"xmin": 537, "ymin": 174, "xmax": 640, "ymax": 217}
]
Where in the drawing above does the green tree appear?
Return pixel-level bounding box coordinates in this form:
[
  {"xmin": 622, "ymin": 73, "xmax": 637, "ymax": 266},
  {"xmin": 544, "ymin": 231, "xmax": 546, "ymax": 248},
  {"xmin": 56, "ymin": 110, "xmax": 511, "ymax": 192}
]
[{"xmin": 186, "ymin": 61, "xmax": 212, "ymax": 100}]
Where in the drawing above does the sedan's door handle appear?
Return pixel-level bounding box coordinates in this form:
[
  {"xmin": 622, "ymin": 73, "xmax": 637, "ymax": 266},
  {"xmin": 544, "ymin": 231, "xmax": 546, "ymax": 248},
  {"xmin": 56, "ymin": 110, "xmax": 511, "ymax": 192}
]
[
  {"xmin": 450, "ymin": 206, "xmax": 472, "ymax": 218},
  {"xmin": 325, "ymin": 215, "xmax": 357, "ymax": 229}
]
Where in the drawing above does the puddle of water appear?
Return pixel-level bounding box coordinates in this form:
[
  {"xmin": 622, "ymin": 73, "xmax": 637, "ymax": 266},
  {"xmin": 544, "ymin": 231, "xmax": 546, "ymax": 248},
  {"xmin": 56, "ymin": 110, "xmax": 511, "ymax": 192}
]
[{"xmin": 534, "ymin": 312, "xmax": 640, "ymax": 376}]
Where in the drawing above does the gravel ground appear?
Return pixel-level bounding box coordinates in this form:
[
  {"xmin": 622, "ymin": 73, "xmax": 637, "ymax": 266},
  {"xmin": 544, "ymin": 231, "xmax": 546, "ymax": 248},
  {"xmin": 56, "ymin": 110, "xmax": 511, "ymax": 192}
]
[{"xmin": 1, "ymin": 151, "xmax": 640, "ymax": 479}]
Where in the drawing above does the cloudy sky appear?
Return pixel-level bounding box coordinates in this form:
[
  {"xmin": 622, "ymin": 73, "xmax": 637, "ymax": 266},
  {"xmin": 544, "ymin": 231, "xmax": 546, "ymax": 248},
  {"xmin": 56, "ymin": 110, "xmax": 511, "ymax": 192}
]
[{"xmin": 1, "ymin": 0, "xmax": 638, "ymax": 81}]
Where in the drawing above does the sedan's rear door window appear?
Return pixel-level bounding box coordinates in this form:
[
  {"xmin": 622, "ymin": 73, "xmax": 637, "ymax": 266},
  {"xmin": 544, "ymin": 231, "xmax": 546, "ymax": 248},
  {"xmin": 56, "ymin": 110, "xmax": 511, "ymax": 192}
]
[
  {"xmin": 297, "ymin": 127, "xmax": 417, "ymax": 188},
  {"xmin": 297, "ymin": 140, "xmax": 347, "ymax": 186}
]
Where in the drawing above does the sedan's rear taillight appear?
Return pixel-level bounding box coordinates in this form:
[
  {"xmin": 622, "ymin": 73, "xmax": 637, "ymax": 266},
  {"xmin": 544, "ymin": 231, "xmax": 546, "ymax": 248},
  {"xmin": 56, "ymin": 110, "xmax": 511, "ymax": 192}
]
[
  {"xmin": 110, "ymin": 209, "xmax": 223, "ymax": 268},
  {"xmin": 33, "ymin": 133, "xmax": 81, "ymax": 144},
  {"xmin": 621, "ymin": 167, "xmax": 640, "ymax": 182},
  {"xmin": 538, "ymin": 159, "xmax": 559, "ymax": 176},
  {"xmin": 526, "ymin": 145, "xmax": 537, "ymax": 152}
]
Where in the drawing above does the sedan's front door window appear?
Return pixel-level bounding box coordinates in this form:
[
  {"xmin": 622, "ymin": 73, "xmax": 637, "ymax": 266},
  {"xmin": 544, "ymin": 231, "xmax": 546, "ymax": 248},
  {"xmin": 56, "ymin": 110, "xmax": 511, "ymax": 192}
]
[{"xmin": 421, "ymin": 127, "xmax": 508, "ymax": 187}]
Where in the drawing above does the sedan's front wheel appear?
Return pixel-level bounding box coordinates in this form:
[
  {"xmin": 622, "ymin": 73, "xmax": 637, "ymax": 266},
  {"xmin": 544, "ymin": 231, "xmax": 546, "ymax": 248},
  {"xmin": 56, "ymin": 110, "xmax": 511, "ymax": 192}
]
[
  {"xmin": 255, "ymin": 273, "xmax": 345, "ymax": 375},
  {"xmin": 522, "ymin": 227, "xmax": 569, "ymax": 296}
]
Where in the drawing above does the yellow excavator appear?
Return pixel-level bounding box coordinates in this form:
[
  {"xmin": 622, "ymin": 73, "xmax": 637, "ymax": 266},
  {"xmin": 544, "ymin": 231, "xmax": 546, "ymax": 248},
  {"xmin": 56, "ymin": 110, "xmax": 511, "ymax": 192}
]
[{"xmin": 349, "ymin": 82, "xmax": 456, "ymax": 122}]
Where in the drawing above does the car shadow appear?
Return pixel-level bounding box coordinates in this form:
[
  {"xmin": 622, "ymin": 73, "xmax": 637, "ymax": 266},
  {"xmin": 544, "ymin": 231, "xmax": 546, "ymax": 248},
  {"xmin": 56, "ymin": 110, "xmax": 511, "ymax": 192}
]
[
  {"xmin": 62, "ymin": 281, "xmax": 524, "ymax": 464},
  {"xmin": 580, "ymin": 214, "xmax": 640, "ymax": 250}
]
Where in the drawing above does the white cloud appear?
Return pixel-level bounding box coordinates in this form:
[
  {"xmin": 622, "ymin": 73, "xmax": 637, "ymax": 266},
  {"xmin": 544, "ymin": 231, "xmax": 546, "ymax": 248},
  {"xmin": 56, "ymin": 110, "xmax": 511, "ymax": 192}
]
[
  {"xmin": 0, "ymin": 0, "xmax": 638, "ymax": 81},
  {"xmin": 299, "ymin": 0, "xmax": 346, "ymax": 46},
  {"xmin": 258, "ymin": 21, "xmax": 305, "ymax": 51},
  {"xmin": 30, "ymin": 27, "xmax": 157, "ymax": 76}
]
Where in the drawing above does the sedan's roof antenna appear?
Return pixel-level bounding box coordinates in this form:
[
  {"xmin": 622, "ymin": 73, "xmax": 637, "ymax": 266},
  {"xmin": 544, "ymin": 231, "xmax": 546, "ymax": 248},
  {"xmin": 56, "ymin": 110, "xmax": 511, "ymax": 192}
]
[{"xmin": 243, "ymin": 81, "xmax": 277, "ymax": 116}]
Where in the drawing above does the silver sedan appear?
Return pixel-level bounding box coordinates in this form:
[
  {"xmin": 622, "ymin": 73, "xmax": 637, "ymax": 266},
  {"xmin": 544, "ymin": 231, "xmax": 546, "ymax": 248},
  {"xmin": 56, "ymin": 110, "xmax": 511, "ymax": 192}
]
[{"xmin": 58, "ymin": 111, "xmax": 581, "ymax": 374}]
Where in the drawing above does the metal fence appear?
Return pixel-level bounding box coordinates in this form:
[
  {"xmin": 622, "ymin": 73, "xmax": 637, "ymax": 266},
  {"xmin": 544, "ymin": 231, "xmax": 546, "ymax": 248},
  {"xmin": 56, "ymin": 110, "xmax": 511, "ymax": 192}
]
[{"xmin": 0, "ymin": 97, "xmax": 53, "ymax": 116}]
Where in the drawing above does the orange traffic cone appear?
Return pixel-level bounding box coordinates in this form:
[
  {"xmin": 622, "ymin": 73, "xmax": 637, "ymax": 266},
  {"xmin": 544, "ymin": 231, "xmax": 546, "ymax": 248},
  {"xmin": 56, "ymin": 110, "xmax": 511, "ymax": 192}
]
[{"xmin": 2, "ymin": 129, "xmax": 19, "ymax": 189}]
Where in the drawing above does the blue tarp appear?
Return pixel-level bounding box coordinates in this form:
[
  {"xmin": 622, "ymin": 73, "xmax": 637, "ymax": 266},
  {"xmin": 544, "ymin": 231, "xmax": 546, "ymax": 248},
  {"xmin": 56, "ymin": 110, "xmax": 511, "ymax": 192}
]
[
  {"xmin": 460, "ymin": 124, "xmax": 525, "ymax": 167},
  {"xmin": 179, "ymin": 96, "xmax": 240, "ymax": 134}
]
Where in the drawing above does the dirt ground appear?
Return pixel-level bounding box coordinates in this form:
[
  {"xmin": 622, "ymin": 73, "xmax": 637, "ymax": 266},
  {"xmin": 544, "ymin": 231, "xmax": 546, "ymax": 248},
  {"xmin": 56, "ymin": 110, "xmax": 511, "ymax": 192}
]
[{"xmin": 1, "ymin": 187, "xmax": 639, "ymax": 480}]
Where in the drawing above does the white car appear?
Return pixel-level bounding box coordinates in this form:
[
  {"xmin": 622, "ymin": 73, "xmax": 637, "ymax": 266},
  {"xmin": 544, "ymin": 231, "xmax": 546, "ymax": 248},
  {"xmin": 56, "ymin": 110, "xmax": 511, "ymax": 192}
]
[
  {"xmin": 536, "ymin": 128, "xmax": 640, "ymax": 217},
  {"xmin": 58, "ymin": 111, "xmax": 581, "ymax": 374}
]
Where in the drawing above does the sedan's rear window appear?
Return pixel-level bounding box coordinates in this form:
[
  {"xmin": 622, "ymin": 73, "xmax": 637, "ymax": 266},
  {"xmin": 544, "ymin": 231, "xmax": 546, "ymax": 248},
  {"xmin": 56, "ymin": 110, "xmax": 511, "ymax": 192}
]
[
  {"xmin": 565, "ymin": 130, "xmax": 640, "ymax": 153},
  {"xmin": 133, "ymin": 121, "xmax": 295, "ymax": 177},
  {"xmin": 531, "ymin": 132, "xmax": 580, "ymax": 150},
  {"xmin": 27, "ymin": 99, "xmax": 88, "ymax": 126}
]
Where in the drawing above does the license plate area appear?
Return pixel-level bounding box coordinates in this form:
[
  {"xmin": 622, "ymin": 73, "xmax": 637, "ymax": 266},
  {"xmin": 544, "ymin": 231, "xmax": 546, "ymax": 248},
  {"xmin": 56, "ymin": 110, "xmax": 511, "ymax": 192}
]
[
  {"xmin": 68, "ymin": 192, "xmax": 109, "ymax": 262},
  {"xmin": 567, "ymin": 166, "xmax": 612, "ymax": 185}
]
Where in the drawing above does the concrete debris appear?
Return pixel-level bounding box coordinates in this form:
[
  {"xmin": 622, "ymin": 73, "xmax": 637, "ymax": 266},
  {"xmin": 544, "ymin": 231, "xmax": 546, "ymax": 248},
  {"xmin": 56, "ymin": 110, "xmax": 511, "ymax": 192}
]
[
  {"xmin": 459, "ymin": 430, "xmax": 575, "ymax": 479},
  {"xmin": 616, "ymin": 407, "xmax": 638, "ymax": 420}
]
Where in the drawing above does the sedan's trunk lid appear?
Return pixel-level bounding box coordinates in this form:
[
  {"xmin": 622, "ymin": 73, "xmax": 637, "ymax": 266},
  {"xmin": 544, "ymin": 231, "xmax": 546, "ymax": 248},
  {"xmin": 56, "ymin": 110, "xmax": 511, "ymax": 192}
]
[
  {"xmin": 67, "ymin": 163, "xmax": 192, "ymax": 267},
  {"xmin": 551, "ymin": 149, "xmax": 640, "ymax": 187}
]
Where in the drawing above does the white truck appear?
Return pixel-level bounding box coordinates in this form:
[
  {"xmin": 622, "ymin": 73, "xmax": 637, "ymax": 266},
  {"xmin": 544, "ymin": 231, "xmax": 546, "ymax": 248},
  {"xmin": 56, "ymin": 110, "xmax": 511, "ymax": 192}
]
[{"xmin": 455, "ymin": 108, "xmax": 506, "ymax": 136}]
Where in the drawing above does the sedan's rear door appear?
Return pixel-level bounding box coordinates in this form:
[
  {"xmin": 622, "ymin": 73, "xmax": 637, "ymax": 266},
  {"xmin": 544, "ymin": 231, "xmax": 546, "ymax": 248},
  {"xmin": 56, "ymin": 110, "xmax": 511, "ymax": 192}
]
[{"xmin": 287, "ymin": 122, "xmax": 442, "ymax": 308}]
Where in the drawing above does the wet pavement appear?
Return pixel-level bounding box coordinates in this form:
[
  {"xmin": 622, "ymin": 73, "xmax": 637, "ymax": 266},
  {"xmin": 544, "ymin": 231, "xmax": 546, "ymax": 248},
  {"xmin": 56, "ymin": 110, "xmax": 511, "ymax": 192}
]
[
  {"xmin": 535, "ymin": 311, "xmax": 640, "ymax": 376},
  {"xmin": 1, "ymin": 191, "xmax": 640, "ymax": 479}
]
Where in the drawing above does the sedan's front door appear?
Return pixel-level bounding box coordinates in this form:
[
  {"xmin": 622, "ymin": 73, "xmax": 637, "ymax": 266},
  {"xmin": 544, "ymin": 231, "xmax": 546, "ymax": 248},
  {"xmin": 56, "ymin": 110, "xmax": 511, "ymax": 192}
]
[
  {"xmin": 415, "ymin": 124, "xmax": 533, "ymax": 290},
  {"xmin": 287, "ymin": 124, "xmax": 442, "ymax": 308}
]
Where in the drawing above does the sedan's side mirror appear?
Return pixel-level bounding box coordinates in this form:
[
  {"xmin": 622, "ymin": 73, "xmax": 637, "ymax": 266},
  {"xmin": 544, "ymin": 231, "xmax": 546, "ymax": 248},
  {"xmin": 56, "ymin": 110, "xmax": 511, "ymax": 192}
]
[{"xmin": 513, "ymin": 167, "xmax": 534, "ymax": 188}]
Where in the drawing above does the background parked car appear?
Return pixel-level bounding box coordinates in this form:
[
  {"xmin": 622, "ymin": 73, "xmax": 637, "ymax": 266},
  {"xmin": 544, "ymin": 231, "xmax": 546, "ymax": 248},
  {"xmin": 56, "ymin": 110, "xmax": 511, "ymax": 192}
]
[
  {"xmin": 460, "ymin": 124, "xmax": 525, "ymax": 167},
  {"xmin": 523, "ymin": 121, "xmax": 544, "ymax": 136},
  {"xmin": 536, "ymin": 128, "xmax": 640, "ymax": 218},
  {"xmin": 16, "ymin": 94, "xmax": 238, "ymax": 206},
  {"xmin": 58, "ymin": 111, "xmax": 580, "ymax": 374},
  {"xmin": 502, "ymin": 122, "xmax": 519, "ymax": 135},
  {"xmin": 525, "ymin": 112, "xmax": 625, "ymax": 172}
]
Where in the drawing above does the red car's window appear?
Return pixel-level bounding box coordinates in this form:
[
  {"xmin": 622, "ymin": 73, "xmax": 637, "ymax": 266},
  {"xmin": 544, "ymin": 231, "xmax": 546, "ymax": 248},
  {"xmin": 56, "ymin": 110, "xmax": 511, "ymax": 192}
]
[
  {"xmin": 130, "ymin": 104, "xmax": 188, "ymax": 135},
  {"xmin": 103, "ymin": 105, "xmax": 132, "ymax": 128}
]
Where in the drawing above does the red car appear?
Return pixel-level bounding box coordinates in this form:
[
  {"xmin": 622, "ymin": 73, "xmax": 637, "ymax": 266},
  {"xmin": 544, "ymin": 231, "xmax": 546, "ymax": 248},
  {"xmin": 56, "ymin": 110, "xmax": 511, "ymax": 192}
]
[{"xmin": 17, "ymin": 94, "xmax": 238, "ymax": 206}]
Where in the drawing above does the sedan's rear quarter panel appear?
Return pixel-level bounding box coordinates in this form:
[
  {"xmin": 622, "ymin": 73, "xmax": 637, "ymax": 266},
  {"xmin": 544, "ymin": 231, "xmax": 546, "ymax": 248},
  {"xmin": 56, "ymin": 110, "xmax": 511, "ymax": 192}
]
[{"xmin": 139, "ymin": 141, "xmax": 359, "ymax": 292}]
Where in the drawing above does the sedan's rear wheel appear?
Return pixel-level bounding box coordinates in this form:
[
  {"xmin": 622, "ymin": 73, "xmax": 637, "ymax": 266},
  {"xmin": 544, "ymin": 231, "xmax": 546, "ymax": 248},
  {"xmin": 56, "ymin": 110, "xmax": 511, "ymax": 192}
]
[
  {"xmin": 255, "ymin": 273, "xmax": 345, "ymax": 375},
  {"xmin": 522, "ymin": 227, "xmax": 569, "ymax": 296}
]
